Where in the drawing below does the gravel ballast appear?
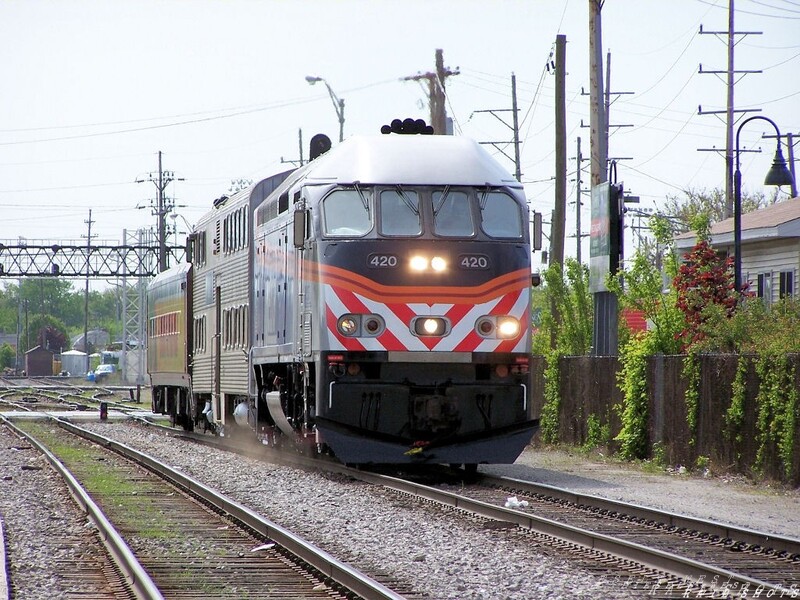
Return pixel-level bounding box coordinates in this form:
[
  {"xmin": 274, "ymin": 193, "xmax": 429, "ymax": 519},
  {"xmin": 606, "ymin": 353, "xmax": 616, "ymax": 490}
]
[
  {"xmin": 3, "ymin": 417, "xmax": 799, "ymax": 599},
  {"xmin": 0, "ymin": 423, "xmax": 112, "ymax": 600},
  {"xmin": 484, "ymin": 449, "xmax": 800, "ymax": 539}
]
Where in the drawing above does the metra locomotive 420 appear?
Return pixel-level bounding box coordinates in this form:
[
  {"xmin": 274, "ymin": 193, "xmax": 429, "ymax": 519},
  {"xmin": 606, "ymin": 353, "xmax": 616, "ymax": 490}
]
[{"xmin": 148, "ymin": 121, "xmax": 539, "ymax": 467}]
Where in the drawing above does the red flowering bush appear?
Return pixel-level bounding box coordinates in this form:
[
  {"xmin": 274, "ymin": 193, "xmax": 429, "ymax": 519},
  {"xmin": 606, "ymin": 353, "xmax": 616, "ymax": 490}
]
[{"xmin": 673, "ymin": 237, "xmax": 741, "ymax": 349}]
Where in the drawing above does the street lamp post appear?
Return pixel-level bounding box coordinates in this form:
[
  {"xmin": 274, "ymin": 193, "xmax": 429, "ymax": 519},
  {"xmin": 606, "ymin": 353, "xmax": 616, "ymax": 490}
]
[
  {"xmin": 733, "ymin": 116, "xmax": 795, "ymax": 297},
  {"xmin": 305, "ymin": 75, "xmax": 345, "ymax": 142}
]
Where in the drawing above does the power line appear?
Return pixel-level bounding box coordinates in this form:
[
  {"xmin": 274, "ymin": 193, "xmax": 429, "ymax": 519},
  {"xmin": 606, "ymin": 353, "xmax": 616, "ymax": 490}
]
[{"xmin": 696, "ymin": 0, "xmax": 800, "ymax": 17}]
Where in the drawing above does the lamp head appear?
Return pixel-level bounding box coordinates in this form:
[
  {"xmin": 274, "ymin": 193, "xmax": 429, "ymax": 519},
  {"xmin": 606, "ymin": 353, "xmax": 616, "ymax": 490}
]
[
  {"xmin": 764, "ymin": 144, "xmax": 795, "ymax": 187},
  {"xmin": 305, "ymin": 75, "xmax": 323, "ymax": 85}
]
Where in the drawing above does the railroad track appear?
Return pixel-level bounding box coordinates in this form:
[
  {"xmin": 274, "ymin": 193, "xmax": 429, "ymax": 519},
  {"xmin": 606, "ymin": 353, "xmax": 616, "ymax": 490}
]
[
  {"xmin": 0, "ymin": 386, "xmax": 149, "ymax": 419},
  {"xmin": 444, "ymin": 473, "xmax": 800, "ymax": 593},
  {"xmin": 144, "ymin": 424, "xmax": 799, "ymax": 599},
  {"xmin": 474, "ymin": 473, "xmax": 800, "ymax": 564},
  {"xmin": 2, "ymin": 416, "xmax": 410, "ymax": 599},
  {"xmin": 10, "ymin": 413, "xmax": 797, "ymax": 598}
]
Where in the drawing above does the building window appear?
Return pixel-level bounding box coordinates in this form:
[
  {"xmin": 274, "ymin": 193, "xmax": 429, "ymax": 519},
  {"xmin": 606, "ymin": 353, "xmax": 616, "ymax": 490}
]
[
  {"xmin": 780, "ymin": 271, "xmax": 794, "ymax": 299},
  {"xmin": 757, "ymin": 273, "xmax": 772, "ymax": 305}
]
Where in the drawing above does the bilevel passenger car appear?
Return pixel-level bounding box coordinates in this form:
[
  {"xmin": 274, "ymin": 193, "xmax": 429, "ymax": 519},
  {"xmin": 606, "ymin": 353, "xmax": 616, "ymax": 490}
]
[
  {"xmin": 148, "ymin": 171, "xmax": 293, "ymax": 430},
  {"xmin": 148, "ymin": 125, "xmax": 539, "ymax": 468}
]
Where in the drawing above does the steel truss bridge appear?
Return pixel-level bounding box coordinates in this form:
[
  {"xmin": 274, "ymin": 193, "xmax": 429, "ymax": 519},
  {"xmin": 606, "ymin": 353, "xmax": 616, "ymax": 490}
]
[
  {"xmin": 0, "ymin": 243, "xmax": 186, "ymax": 278},
  {"xmin": 2, "ymin": 235, "xmax": 187, "ymax": 386}
]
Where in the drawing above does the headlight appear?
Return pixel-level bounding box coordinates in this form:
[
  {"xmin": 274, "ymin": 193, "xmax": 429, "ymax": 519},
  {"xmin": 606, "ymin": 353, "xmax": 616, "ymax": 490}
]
[
  {"xmin": 338, "ymin": 315, "xmax": 359, "ymax": 336},
  {"xmin": 412, "ymin": 316, "xmax": 449, "ymax": 337},
  {"xmin": 497, "ymin": 317, "xmax": 520, "ymax": 339},
  {"xmin": 410, "ymin": 256, "xmax": 428, "ymax": 271},
  {"xmin": 409, "ymin": 255, "xmax": 447, "ymax": 272},
  {"xmin": 475, "ymin": 316, "xmax": 522, "ymax": 339},
  {"xmin": 336, "ymin": 314, "xmax": 385, "ymax": 337}
]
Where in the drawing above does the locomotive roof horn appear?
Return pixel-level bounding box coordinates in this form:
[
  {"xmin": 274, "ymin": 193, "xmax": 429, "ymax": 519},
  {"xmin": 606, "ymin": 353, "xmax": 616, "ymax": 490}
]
[{"xmin": 380, "ymin": 118, "xmax": 434, "ymax": 135}]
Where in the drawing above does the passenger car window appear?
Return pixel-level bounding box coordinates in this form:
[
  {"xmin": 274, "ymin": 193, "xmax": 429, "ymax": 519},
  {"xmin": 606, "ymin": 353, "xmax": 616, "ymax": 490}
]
[
  {"xmin": 379, "ymin": 188, "xmax": 421, "ymax": 236},
  {"xmin": 432, "ymin": 189, "xmax": 474, "ymax": 237},
  {"xmin": 322, "ymin": 189, "xmax": 372, "ymax": 237},
  {"xmin": 480, "ymin": 191, "xmax": 523, "ymax": 238}
]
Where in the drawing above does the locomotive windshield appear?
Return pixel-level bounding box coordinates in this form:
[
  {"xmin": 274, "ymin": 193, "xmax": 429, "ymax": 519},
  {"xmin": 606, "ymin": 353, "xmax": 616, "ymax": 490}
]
[
  {"xmin": 432, "ymin": 189, "xmax": 475, "ymax": 237},
  {"xmin": 378, "ymin": 187, "xmax": 421, "ymax": 236},
  {"xmin": 479, "ymin": 190, "xmax": 524, "ymax": 238},
  {"xmin": 320, "ymin": 185, "xmax": 524, "ymax": 240},
  {"xmin": 322, "ymin": 188, "xmax": 372, "ymax": 236}
]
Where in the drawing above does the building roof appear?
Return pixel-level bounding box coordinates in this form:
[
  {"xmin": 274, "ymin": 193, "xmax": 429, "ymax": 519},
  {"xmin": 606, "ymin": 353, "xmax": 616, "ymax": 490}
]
[
  {"xmin": 25, "ymin": 345, "xmax": 54, "ymax": 355},
  {"xmin": 675, "ymin": 196, "xmax": 800, "ymax": 250}
]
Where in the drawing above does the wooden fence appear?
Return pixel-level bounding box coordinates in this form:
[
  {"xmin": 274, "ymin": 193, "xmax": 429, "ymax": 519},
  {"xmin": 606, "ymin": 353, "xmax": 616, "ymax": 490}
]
[{"xmin": 529, "ymin": 354, "xmax": 800, "ymax": 484}]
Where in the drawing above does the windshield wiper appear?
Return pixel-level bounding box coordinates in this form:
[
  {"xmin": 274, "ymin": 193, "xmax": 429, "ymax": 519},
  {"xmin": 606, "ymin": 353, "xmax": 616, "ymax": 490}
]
[
  {"xmin": 433, "ymin": 185, "xmax": 451, "ymax": 216},
  {"xmin": 479, "ymin": 185, "xmax": 492, "ymax": 210},
  {"xmin": 395, "ymin": 185, "xmax": 419, "ymax": 214},
  {"xmin": 353, "ymin": 182, "xmax": 369, "ymax": 212}
]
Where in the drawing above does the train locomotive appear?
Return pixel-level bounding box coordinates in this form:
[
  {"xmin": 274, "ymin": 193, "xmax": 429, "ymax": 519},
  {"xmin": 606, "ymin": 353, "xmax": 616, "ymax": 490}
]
[{"xmin": 149, "ymin": 121, "xmax": 539, "ymax": 467}]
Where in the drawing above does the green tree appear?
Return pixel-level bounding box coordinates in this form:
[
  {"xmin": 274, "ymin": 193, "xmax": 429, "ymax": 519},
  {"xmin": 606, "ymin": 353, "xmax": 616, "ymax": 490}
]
[
  {"xmin": 0, "ymin": 286, "xmax": 19, "ymax": 333},
  {"xmin": 532, "ymin": 259, "xmax": 592, "ymax": 356},
  {"xmin": 0, "ymin": 343, "xmax": 15, "ymax": 370},
  {"xmin": 608, "ymin": 216, "xmax": 685, "ymax": 459},
  {"xmin": 90, "ymin": 287, "xmax": 122, "ymax": 343},
  {"xmin": 534, "ymin": 259, "xmax": 593, "ymax": 442},
  {"xmin": 662, "ymin": 186, "xmax": 770, "ymax": 229},
  {"xmin": 608, "ymin": 215, "xmax": 684, "ymax": 355},
  {"xmin": 21, "ymin": 314, "xmax": 69, "ymax": 354}
]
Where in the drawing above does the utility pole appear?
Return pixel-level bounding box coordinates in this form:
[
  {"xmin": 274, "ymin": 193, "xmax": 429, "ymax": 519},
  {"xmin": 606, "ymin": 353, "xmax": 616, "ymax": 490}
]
[
  {"xmin": 698, "ymin": 0, "xmax": 762, "ymax": 218},
  {"xmin": 548, "ymin": 34, "xmax": 568, "ymax": 350},
  {"xmin": 83, "ymin": 210, "xmax": 94, "ymax": 374},
  {"xmin": 137, "ymin": 151, "xmax": 183, "ymax": 272},
  {"xmin": 588, "ymin": 0, "xmax": 619, "ymax": 356},
  {"xmin": 473, "ymin": 73, "xmax": 522, "ymax": 181},
  {"xmin": 280, "ymin": 129, "xmax": 304, "ymax": 167},
  {"xmin": 604, "ymin": 52, "xmax": 634, "ymax": 164},
  {"xmin": 511, "ymin": 74, "xmax": 521, "ymax": 181},
  {"xmin": 552, "ymin": 35, "xmax": 567, "ymax": 270},
  {"xmin": 573, "ymin": 136, "xmax": 589, "ymax": 266},
  {"xmin": 787, "ymin": 133, "xmax": 798, "ymax": 199},
  {"xmin": 403, "ymin": 49, "xmax": 459, "ymax": 135},
  {"xmin": 589, "ymin": 1, "xmax": 607, "ymax": 189}
]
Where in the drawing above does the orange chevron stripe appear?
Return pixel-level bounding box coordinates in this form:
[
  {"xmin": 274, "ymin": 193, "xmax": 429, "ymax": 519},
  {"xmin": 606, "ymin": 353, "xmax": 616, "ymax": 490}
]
[{"xmin": 305, "ymin": 261, "xmax": 530, "ymax": 304}]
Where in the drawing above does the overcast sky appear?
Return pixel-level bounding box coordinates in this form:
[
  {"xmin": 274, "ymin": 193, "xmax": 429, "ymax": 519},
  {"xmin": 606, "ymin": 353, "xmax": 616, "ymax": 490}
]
[{"xmin": 1, "ymin": 0, "xmax": 797, "ymax": 274}]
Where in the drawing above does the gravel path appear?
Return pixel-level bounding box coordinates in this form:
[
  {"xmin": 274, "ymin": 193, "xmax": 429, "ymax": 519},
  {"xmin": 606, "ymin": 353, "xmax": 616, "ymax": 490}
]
[{"xmin": 3, "ymin": 416, "xmax": 799, "ymax": 599}]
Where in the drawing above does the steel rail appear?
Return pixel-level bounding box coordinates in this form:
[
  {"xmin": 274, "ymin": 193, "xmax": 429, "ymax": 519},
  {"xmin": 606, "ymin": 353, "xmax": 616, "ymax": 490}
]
[
  {"xmin": 342, "ymin": 468, "xmax": 788, "ymax": 595},
  {"xmin": 0, "ymin": 415, "xmax": 163, "ymax": 600},
  {"xmin": 480, "ymin": 472, "xmax": 800, "ymax": 557},
  {"xmin": 56, "ymin": 418, "xmax": 406, "ymax": 600},
  {"xmin": 0, "ymin": 516, "xmax": 9, "ymax": 600},
  {"xmin": 145, "ymin": 425, "xmax": 791, "ymax": 595}
]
